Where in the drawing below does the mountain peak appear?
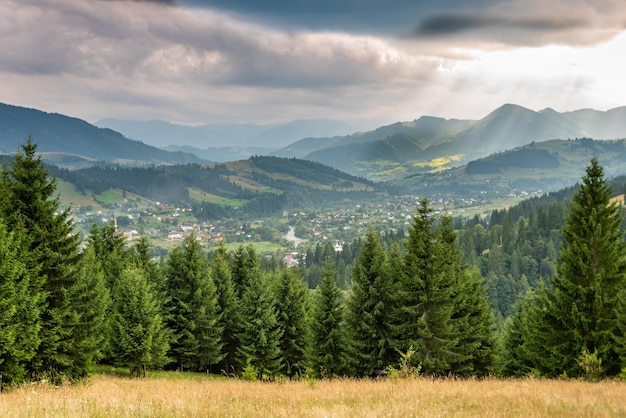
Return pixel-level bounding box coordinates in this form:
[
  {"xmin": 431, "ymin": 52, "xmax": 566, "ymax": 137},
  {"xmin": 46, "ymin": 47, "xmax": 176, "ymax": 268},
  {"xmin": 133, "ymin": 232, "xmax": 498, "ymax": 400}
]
[{"xmin": 487, "ymin": 103, "xmax": 534, "ymax": 116}]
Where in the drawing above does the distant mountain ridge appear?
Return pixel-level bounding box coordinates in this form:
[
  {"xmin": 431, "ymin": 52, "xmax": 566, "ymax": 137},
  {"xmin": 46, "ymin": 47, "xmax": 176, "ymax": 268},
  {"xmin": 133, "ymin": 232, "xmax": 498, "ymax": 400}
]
[
  {"xmin": 5, "ymin": 101, "xmax": 626, "ymax": 184},
  {"xmin": 0, "ymin": 103, "xmax": 208, "ymax": 166},
  {"xmin": 394, "ymin": 137, "xmax": 626, "ymax": 198},
  {"xmin": 272, "ymin": 104, "xmax": 626, "ymax": 180},
  {"xmin": 95, "ymin": 118, "xmax": 365, "ymax": 150}
]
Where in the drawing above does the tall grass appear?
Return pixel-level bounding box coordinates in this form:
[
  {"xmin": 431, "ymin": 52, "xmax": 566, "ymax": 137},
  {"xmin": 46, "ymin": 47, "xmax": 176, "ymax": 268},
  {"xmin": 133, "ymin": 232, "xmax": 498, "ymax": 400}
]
[{"xmin": 1, "ymin": 375, "xmax": 624, "ymax": 417}]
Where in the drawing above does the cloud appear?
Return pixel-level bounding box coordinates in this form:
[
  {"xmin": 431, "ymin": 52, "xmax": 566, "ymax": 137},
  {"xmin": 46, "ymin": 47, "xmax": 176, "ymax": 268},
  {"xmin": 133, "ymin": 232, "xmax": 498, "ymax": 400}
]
[
  {"xmin": 2, "ymin": 0, "xmax": 429, "ymax": 86},
  {"xmin": 416, "ymin": 15, "xmax": 585, "ymax": 36},
  {"xmin": 2, "ymin": 0, "xmax": 626, "ymax": 126},
  {"xmin": 106, "ymin": 0, "xmax": 175, "ymax": 3},
  {"xmin": 0, "ymin": 0, "xmax": 438, "ymax": 123},
  {"xmin": 175, "ymin": 0, "xmax": 435, "ymax": 36},
  {"xmin": 411, "ymin": 0, "xmax": 626, "ymax": 47}
]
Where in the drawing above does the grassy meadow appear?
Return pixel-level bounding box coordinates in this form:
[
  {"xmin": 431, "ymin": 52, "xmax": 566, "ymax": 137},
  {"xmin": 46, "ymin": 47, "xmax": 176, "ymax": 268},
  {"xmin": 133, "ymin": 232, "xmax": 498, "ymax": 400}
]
[{"xmin": 1, "ymin": 374, "xmax": 625, "ymax": 417}]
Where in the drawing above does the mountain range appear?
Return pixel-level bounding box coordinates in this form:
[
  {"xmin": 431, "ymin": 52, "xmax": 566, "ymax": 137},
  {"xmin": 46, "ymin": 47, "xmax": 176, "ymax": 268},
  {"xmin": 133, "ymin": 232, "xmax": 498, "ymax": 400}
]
[
  {"xmin": 0, "ymin": 103, "xmax": 207, "ymax": 166},
  {"xmin": 3, "ymin": 101, "xmax": 626, "ymax": 196},
  {"xmin": 96, "ymin": 117, "xmax": 366, "ymax": 162},
  {"xmin": 271, "ymin": 104, "xmax": 626, "ymax": 180}
]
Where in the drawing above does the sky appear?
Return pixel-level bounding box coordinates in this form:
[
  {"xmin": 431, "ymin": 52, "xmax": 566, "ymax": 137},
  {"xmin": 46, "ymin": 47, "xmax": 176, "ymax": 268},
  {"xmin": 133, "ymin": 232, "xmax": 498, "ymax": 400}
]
[{"xmin": 2, "ymin": 0, "xmax": 626, "ymax": 127}]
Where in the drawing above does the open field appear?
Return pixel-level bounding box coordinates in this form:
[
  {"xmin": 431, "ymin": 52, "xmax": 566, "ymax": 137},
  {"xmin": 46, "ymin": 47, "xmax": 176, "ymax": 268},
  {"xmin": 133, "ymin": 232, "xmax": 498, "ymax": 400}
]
[
  {"xmin": 55, "ymin": 179, "xmax": 103, "ymax": 210},
  {"xmin": 187, "ymin": 188, "xmax": 245, "ymax": 207},
  {"xmin": 1, "ymin": 375, "xmax": 625, "ymax": 417}
]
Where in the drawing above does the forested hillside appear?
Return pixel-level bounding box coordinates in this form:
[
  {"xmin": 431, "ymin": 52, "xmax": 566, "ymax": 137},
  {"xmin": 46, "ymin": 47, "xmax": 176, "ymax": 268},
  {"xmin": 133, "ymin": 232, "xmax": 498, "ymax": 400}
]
[
  {"xmin": 48, "ymin": 155, "xmax": 381, "ymax": 219},
  {"xmin": 0, "ymin": 140, "xmax": 493, "ymax": 384},
  {"xmin": 2, "ymin": 139, "xmax": 626, "ymax": 387},
  {"xmin": 396, "ymin": 138, "xmax": 626, "ymax": 197},
  {"xmin": 0, "ymin": 103, "xmax": 206, "ymax": 166},
  {"xmin": 274, "ymin": 104, "xmax": 626, "ymax": 180}
]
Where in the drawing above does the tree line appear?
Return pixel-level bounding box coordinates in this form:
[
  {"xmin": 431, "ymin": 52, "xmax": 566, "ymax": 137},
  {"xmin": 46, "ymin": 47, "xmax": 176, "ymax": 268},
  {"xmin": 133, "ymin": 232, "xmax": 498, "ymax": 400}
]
[
  {"xmin": 0, "ymin": 138, "xmax": 494, "ymax": 385},
  {"xmin": 1, "ymin": 138, "xmax": 626, "ymax": 385},
  {"xmin": 47, "ymin": 154, "xmax": 383, "ymax": 220}
]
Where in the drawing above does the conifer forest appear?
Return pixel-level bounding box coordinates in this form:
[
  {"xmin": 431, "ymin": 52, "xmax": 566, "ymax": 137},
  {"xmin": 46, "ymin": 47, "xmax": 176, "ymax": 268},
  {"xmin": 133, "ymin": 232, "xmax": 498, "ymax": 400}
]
[{"xmin": 2, "ymin": 138, "xmax": 626, "ymax": 387}]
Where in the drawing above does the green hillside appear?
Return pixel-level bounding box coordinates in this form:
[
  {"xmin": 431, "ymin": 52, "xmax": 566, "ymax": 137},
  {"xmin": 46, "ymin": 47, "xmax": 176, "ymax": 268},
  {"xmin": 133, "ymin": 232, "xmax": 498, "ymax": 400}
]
[
  {"xmin": 395, "ymin": 138, "xmax": 626, "ymax": 197},
  {"xmin": 51, "ymin": 155, "xmax": 383, "ymax": 220},
  {"xmin": 274, "ymin": 104, "xmax": 626, "ymax": 180},
  {"xmin": 0, "ymin": 102, "xmax": 207, "ymax": 165}
]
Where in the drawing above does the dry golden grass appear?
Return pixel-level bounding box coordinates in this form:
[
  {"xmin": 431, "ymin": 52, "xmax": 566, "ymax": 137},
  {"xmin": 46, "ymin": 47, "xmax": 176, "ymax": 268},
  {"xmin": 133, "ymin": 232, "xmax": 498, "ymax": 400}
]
[{"xmin": 1, "ymin": 375, "xmax": 625, "ymax": 418}]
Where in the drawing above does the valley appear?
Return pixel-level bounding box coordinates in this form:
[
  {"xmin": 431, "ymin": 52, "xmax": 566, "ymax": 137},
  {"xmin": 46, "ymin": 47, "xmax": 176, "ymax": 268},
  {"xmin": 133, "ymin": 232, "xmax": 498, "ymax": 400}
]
[
  {"xmin": 62, "ymin": 174, "xmax": 535, "ymax": 266},
  {"xmin": 4, "ymin": 101, "xmax": 626, "ymax": 268},
  {"xmin": 6, "ymin": 0, "xmax": 626, "ymax": 407}
]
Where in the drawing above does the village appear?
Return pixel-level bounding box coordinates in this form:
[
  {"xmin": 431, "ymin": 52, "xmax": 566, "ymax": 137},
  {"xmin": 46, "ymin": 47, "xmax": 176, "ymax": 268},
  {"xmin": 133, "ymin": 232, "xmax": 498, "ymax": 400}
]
[{"xmin": 68, "ymin": 187, "xmax": 543, "ymax": 263}]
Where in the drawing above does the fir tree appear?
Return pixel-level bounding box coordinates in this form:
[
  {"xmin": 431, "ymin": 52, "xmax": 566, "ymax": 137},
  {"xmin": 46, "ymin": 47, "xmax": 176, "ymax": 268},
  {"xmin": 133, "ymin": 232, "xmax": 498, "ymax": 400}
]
[
  {"xmin": 210, "ymin": 240, "xmax": 241, "ymax": 374},
  {"xmin": 65, "ymin": 246, "xmax": 111, "ymax": 377},
  {"xmin": 0, "ymin": 220, "xmax": 41, "ymax": 384},
  {"xmin": 438, "ymin": 217, "xmax": 495, "ymax": 376},
  {"xmin": 1, "ymin": 137, "xmax": 82, "ymax": 379},
  {"xmin": 395, "ymin": 198, "xmax": 456, "ymax": 375},
  {"xmin": 275, "ymin": 267, "xmax": 308, "ymax": 377},
  {"xmin": 308, "ymin": 258, "xmax": 346, "ymax": 377},
  {"xmin": 165, "ymin": 233, "xmax": 223, "ymax": 371},
  {"xmin": 110, "ymin": 266, "xmax": 169, "ymax": 377},
  {"xmin": 232, "ymin": 245, "xmax": 258, "ymax": 297},
  {"xmin": 237, "ymin": 270, "xmax": 283, "ymax": 378},
  {"xmin": 344, "ymin": 230, "xmax": 396, "ymax": 377},
  {"xmin": 530, "ymin": 158, "xmax": 626, "ymax": 377}
]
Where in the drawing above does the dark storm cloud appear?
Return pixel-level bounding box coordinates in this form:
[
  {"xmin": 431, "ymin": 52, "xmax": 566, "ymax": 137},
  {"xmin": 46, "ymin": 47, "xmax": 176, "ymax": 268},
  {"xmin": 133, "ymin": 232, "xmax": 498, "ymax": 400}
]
[
  {"xmin": 176, "ymin": 0, "xmax": 624, "ymax": 47},
  {"xmin": 416, "ymin": 14, "xmax": 585, "ymax": 36},
  {"xmin": 175, "ymin": 0, "xmax": 441, "ymax": 35}
]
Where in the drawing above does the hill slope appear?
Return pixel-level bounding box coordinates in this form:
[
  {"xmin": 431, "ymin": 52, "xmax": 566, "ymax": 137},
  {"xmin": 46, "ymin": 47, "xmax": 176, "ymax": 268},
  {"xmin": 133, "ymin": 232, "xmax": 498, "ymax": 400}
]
[
  {"xmin": 274, "ymin": 104, "xmax": 626, "ymax": 180},
  {"xmin": 0, "ymin": 103, "xmax": 207, "ymax": 166},
  {"xmin": 394, "ymin": 137, "xmax": 626, "ymax": 197},
  {"xmin": 51, "ymin": 155, "xmax": 382, "ymax": 219}
]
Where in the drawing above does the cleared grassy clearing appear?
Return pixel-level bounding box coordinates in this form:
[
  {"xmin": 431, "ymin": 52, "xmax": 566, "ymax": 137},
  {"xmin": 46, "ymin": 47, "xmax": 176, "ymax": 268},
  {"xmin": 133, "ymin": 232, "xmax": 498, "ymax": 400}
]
[
  {"xmin": 1, "ymin": 375, "xmax": 624, "ymax": 418},
  {"xmin": 94, "ymin": 189, "xmax": 126, "ymax": 206},
  {"xmin": 187, "ymin": 187, "xmax": 245, "ymax": 206},
  {"xmin": 55, "ymin": 179, "xmax": 102, "ymax": 209}
]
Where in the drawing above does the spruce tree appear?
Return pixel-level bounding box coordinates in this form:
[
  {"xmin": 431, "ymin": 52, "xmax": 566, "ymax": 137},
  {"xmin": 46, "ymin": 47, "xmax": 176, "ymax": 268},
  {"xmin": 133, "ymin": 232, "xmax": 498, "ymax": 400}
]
[
  {"xmin": 165, "ymin": 233, "xmax": 223, "ymax": 371},
  {"xmin": 0, "ymin": 220, "xmax": 41, "ymax": 384},
  {"xmin": 131, "ymin": 236, "xmax": 166, "ymax": 294},
  {"xmin": 111, "ymin": 266, "xmax": 169, "ymax": 377},
  {"xmin": 395, "ymin": 198, "xmax": 456, "ymax": 375},
  {"xmin": 438, "ymin": 217, "xmax": 495, "ymax": 376},
  {"xmin": 237, "ymin": 269, "xmax": 283, "ymax": 378},
  {"xmin": 531, "ymin": 158, "xmax": 626, "ymax": 377},
  {"xmin": 232, "ymin": 245, "xmax": 258, "ymax": 297},
  {"xmin": 131, "ymin": 236, "xmax": 169, "ymax": 343},
  {"xmin": 210, "ymin": 240, "xmax": 241, "ymax": 374},
  {"xmin": 344, "ymin": 229, "xmax": 396, "ymax": 377},
  {"xmin": 616, "ymin": 288, "xmax": 626, "ymax": 370},
  {"xmin": 89, "ymin": 221, "xmax": 130, "ymax": 288},
  {"xmin": 65, "ymin": 246, "xmax": 111, "ymax": 377},
  {"xmin": 308, "ymin": 258, "xmax": 346, "ymax": 377},
  {"xmin": 1, "ymin": 137, "xmax": 82, "ymax": 379},
  {"xmin": 500, "ymin": 290, "xmax": 543, "ymax": 377},
  {"xmin": 275, "ymin": 267, "xmax": 308, "ymax": 377}
]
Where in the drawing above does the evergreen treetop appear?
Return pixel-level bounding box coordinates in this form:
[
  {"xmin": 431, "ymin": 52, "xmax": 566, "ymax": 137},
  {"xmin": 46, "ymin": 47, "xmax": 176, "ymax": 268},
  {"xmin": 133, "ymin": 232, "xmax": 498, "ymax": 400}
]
[{"xmin": 507, "ymin": 158, "xmax": 626, "ymax": 378}]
